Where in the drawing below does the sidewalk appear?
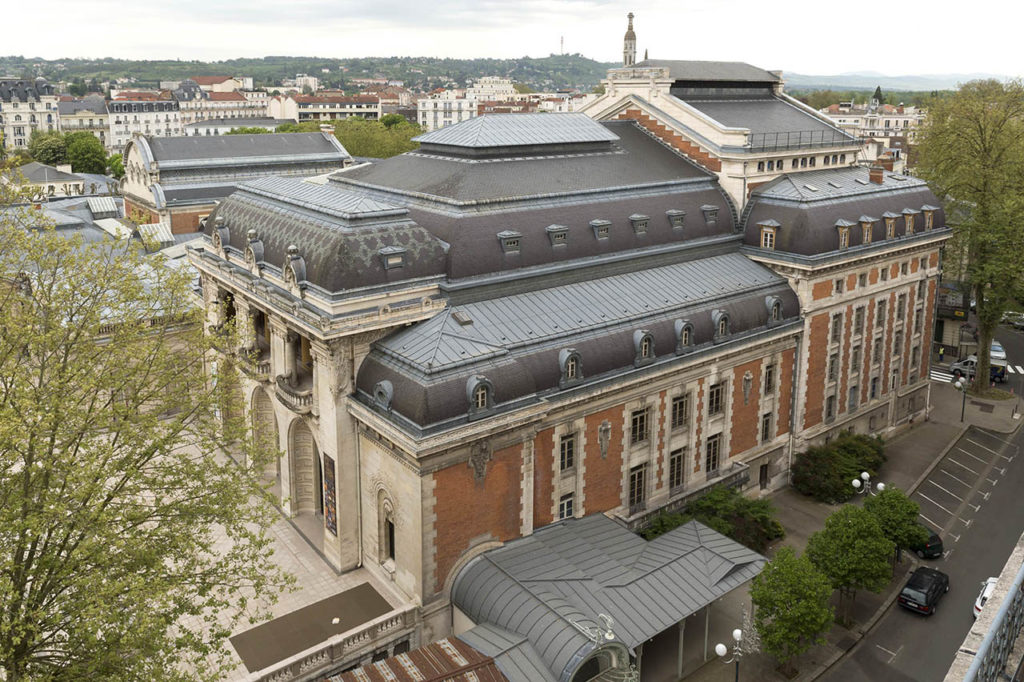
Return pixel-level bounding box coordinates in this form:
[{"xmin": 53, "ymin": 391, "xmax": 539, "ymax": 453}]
[{"xmin": 683, "ymin": 382, "xmax": 1021, "ymax": 682}]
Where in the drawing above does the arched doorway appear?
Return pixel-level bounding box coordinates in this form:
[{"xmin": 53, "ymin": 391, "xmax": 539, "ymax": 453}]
[
  {"xmin": 288, "ymin": 419, "xmax": 319, "ymax": 516},
  {"xmin": 251, "ymin": 387, "xmax": 281, "ymax": 500}
]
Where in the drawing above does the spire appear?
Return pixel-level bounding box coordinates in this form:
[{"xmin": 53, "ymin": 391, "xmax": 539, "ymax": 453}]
[
  {"xmin": 644, "ymin": 48, "xmax": 648, "ymax": 61},
  {"xmin": 623, "ymin": 12, "xmax": 637, "ymax": 66}
]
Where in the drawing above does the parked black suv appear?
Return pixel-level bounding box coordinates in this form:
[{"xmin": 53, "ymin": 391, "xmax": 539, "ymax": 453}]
[
  {"xmin": 908, "ymin": 524, "xmax": 944, "ymax": 559},
  {"xmin": 898, "ymin": 567, "xmax": 950, "ymax": 615}
]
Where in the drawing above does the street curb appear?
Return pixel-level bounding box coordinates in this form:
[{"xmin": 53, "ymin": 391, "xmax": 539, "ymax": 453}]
[{"xmin": 906, "ymin": 425, "xmax": 971, "ymax": 496}]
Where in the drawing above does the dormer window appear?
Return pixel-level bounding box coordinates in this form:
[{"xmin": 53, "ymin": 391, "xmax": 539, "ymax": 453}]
[
  {"xmin": 883, "ymin": 212, "xmax": 899, "ymax": 239},
  {"xmin": 666, "ymin": 209, "xmax": 686, "ymax": 229},
  {"xmin": 765, "ymin": 296, "xmax": 783, "ymax": 327},
  {"xmin": 675, "ymin": 319, "xmax": 694, "ymax": 354},
  {"xmin": 903, "ymin": 209, "xmax": 919, "ymax": 235},
  {"xmin": 859, "ymin": 216, "xmax": 876, "ymax": 245},
  {"xmin": 835, "ymin": 219, "xmax": 855, "ymax": 250},
  {"xmin": 634, "ymin": 330, "xmax": 655, "ymax": 367},
  {"xmin": 922, "ymin": 205, "xmax": 939, "ymax": 230},
  {"xmin": 758, "ymin": 219, "xmax": 780, "ymax": 250},
  {"xmin": 701, "ymin": 205, "xmax": 719, "ymax": 225},
  {"xmin": 546, "ymin": 224, "xmax": 568, "ymax": 246},
  {"xmin": 629, "ymin": 214, "xmax": 649, "ymax": 235},
  {"xmin": 466, "ymin": 376, "xmax": 494, "ymax": 417},
  {"xmin": 590, "ymin": 219, "xmax": 611, "ymax": 240},
  {"xmin": 379, "ymin": 245, "xmax": 406, "ymax": 269},
  {"xmin": 497, "ymin": 230, "xmax": 522, "ymax": 253},
  {"xmin": 712, "ymin": 310, "xmax": 730, "ymax": 342},
  {"xmin": 373, "ymin": 380, "xmax": 394, "ymax": 410},
  {"xmin": 558, "ymin": 348, "xmax": 583, "ymax": 388}
]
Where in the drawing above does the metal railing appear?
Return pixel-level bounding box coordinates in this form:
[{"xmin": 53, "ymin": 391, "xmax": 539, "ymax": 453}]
[
  {"xmin": 961, "ymin": 560, "xmax": 1024, "ymax": 682},
  {"xmin": 624, "ymin": 461, "xmax": 750, "ymax": 532},
  {"xmin": 746, "ymin": 129, "xmax": 856, "ymax": 152}
]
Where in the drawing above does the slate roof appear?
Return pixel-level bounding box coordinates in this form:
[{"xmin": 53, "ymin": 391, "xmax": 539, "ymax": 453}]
[
  {"xmin": 57, "ymin": 96, "xmax": 108, "ymax": 116},
  {"xmin": 633, "ymin": 59, "xmax": 780, "ymax": 83},
  {"xmin": 206, "ymin": 176, "xmax": 447, "ymax": 292},
  {"xmin": 742, "ymin": 167, "xmax": 947, "ymax": 256},
  {"xmin": 679, "ymin": 95, "xmax": 853, "ymax": 143},
  {"xmin": 358, "ymin": 251, "xmax": 799, "ymax": 426},
  {"xmin": 12, "ymin": 162, "xmax": 82, "ymax": 184},
  {"xmin": 86, "ymin": 196, "xmax": 119, "ymax": 219},
  {"xmin": 451, "ymin": 515, "xmax": 766, "ymax": 682},
  {"xmin": 184, "ymin": 117, "xmax": 291, "ymax": 130},
  {"xmin": 142, "ymin": 132, "xmax": 349, "ymax": 169},
  {"xmin": 0, "ymin": 78, "xmax": 55, "ymax": 102},
  {"xmin": 412, "ymin": 113, "xmax": 619, "ymax": 148},
  {"xmin": 458, "ymin": 625, "xmax": 557, "ymax": 682}
]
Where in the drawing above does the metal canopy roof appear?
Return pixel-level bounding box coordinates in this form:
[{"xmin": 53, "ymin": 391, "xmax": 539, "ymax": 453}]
[
  {"xmin": 452, "ymin": 514, "xmax": 766, "ymax": 682},
  {"xmin": 413, "ymin": 113, "xmax": 619, "ymax": 148},
  {"xmin": 633, "ymin": 59, "xmax": 780, "ymax": 82}
]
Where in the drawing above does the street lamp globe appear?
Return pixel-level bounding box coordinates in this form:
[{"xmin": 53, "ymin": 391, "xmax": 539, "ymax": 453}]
[
  {"xmin": 715, "ymin": 643, "xmax": 728, "ymax": 657},
  {"xmin": 861, "ymin": 471, "xmax": 871, "ymax": 482},
  {"xmin": 852, "ymin": 478, "xmax": 862, "ymax": 490},
  {"xmin": 876, "ymin": 482, "xmax": 886, "ymax": 492},
  {"xmin": 732, "ymin": 629, "xmax": 743, "ymax": 642}
]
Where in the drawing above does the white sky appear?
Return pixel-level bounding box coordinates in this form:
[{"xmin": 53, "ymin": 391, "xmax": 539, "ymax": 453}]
[{"xmin": 10, "ymin": 0, "xmax": 1023, "ymax": 78}]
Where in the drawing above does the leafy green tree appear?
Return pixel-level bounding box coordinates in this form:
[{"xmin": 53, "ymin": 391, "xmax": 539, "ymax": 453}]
[
  {"xmin": 107, "ymin": 152, "xmax": 124, "ymax": 179},
  {"xmin": 64, "ymin": 132, "xmax": 107, "ymax": 174},
  {"xmin": 379, "ymin": 113, "xmax": 407, "ymax": 129},
  {"xmin": 332, "ymin": 117, "xmax": 420, "ymax": 158},
  {"xmin": 225, "ymin": 126, "xmax": 271, "ymax": 135},
  {"xmin": 276, "ymin": 121, "xmax": 321, "ymax": 133},
  {"xmin": 791, "ymin": 432, "xmax": 885, "ymax": 503},
  {"xmin": 916, "ymin": 79, "xmax": 1024, "ymax": 393},
  {"xmin": 0, "ymin": 180, "xmax": 291, "ymax": 679},
  {"xmin": 27, "ymin": 131, "xmax": 67, "ymax": 167},
  {"xmin": 806, "ymin": 505, "xmax": 894, "ymax": 625},
  {"xmin": 640, "ymin": 486, "xmax": 783, "ymax": 552},
  {"xmin": 872, "ymin": 85, "xmax": 883, "ymax": 103},
  {"xmin": 864, "ymin": 487, "xmax": 929, "ymax": 566},
  {"xmin": 751, "ymin": 547, "xmax": 834, "ymax": 677}
]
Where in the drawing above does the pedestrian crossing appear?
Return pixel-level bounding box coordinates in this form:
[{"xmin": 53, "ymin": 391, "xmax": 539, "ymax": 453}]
[
  {"xmin": 1006, "ymin": 364, "xmax": 1024, "ymax": 374},
  {"xmin": 930, "ymin": 369, "xmax": 954, "ymax": 383}
]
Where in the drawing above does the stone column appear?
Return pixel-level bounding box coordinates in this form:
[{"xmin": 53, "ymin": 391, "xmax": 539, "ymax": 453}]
[
  {"xmin": 520, "ymin": 434, "xmax": 535, "ymax": 536},
  {"xmin": 284, "ymin": 330, "xmax": 299, "ymax": 385},
  {"xmin": 234, "ymin": 297, "xmax": 253, "ymax": 354}
]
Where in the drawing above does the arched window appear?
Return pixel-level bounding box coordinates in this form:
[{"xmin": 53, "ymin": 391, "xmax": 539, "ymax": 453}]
[
  {"xmin": 466, "ymin": 375, "xmax": 494, "ymax": 417},
  {"xmin": 634, "ymin": 330, "xmax": 655, "ymax": 366},
  {"xmin": 718, "ymin": 317, "xmax": 728, "ymax": 336},
  {"xmin": 474, "ymin": 384, "xmax": 488, "ymax": 409},
  {"xmin": 772, "ymin": 301, "xmax": 782, "ymax": 320},
  {"xmin": 712, "ymin": 310, "xmax": 730, "ymax": 342},
  {"xmin": 675, "ymin": 319, "xmax": 694, "ymax": 354},
  {"xmin": 559, "ymin": 348, "xmax": 583, "ymax": 388},
  {"xmin": 566, "ymin": 355, "xmax": 578, "ymax": 379},
  {"xmin": 377, "ymin": 490, "xmax": 396, "ymax": 564}
]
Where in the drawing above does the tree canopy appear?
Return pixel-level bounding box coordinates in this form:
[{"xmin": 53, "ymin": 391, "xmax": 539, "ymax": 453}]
[
  {"xmin": 27, "ymin": 132, "xmax": 67, "ymax": 167},
  {"xmin": 863, "ymin": 487, "xmax": 929, "ymax": 564},
  {"xmin": 916, "ymin": 79, "xmax": 1024, "ymax": 391},
  {"xmin": 750, "ymin": 547, "xmax": 833, "ymax": 675},
  {"xmin": 331, "ymin": 117, "xmax": 420, "ymax": 158},
  {"xmin": 0, "ymin": 176, "xmax": 290, "ymax": 679},
  {"xmin": 64, "ymin": 132, "xmax": 108, "ymax": 174},
  {"xmin": 107, "ymin": 152, "xmax": 124, "ymax": 179},
  {"xmin": 806, "ymin": 505, "xmax": 894, "ymax": 624},
  {"xmin": 225, "ymin": 126, "xmax": 272, "ymax": 135}
]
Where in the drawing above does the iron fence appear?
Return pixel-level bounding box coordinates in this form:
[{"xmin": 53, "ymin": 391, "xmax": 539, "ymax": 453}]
[{"xmin": 746, "ymin": 129, "xmax": 856, "ymax": 152}]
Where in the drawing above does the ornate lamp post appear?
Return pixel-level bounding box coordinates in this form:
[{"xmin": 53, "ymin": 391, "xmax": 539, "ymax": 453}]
[
  {"xmin": 852, "ymin": 470, "xmax": 885, "ymax": 496},
  {"xmin": 715, "ymin": 628, "xmax": 743, "ymax": 682},
  {"xmin": 955, "ymin": 376, "xmax": 968, "ymax": 422}
]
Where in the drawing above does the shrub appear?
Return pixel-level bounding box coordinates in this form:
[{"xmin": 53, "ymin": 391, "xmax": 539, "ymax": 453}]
[
  {"xmin": 792, "ymin": 432, "xmax": 886, "ymax": 503},
  {"xmin": 641, "ymin": 486, "xmax": 783, "ymax": 552}
]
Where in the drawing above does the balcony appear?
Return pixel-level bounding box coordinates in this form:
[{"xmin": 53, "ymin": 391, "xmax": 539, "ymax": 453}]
[
  {"xmin": 275, "ymin": 374, "xmax": 314, "ymax": 415},
  {"xmin": 239, "ymin": 347, "xmax": 271, "ymax": 381}
]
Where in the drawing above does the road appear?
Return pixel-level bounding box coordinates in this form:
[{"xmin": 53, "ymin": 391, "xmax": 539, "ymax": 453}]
[{"xmin": 821, "ymin": 425, "xmax": 1024, "ymax": 682}]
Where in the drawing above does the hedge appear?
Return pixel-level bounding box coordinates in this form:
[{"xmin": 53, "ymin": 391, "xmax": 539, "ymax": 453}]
[{"xmin": 791, "ymin": 432, "xmax": 886, "ymax": 504}]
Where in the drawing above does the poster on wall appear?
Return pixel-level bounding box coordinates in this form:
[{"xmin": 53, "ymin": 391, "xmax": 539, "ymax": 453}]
[{"xmin": 323, "ymin": 454, "xmax": 337, "ymax": 536}]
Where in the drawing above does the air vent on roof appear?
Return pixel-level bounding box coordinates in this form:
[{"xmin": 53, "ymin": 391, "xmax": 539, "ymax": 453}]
[
  {"xmin": 804, "ymin": 184, "xmax": 820, "ymax": 192},
  {"xmin": 828, "ymin": 181, "xmax": 842, "ymax": 188},
  {"xmin": 855, "ymin": 178, "xmax": 870, "ymax": 185},
  {"xmin": 452, "ymin": 311, "xmax": 473, "ymax": 326}
]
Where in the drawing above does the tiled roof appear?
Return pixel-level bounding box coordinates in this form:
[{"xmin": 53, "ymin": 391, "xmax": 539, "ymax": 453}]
[
  {"xmin": 190, "ymin": 75, "xmax": 233, "ymax": 85},
  {"xmin": 11, "ymin": 162, "xmax": 82, "ymax": 184},
  {"xmin": 208, "ymin": 91, "xmax": 246, "ymax": 101},
  {"xmin": 294, "ymin": 95, "xmax": 379, "ymax": 104},
  {"xmin": 331, "ymin": 637, "xmax": 507, "ymax": 682},
  {"xmin": 412, "ymin": 113, "xmax": 618, "ymax": 148}
]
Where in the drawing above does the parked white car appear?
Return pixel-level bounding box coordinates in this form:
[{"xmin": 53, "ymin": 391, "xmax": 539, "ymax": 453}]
[
  {"xmin": 991, "ymin": 341, "xmax": 1007, "ymax": 361},
  {"xmin": 974, "ymin": 577, "xmax": 998, "ymax": 618}
]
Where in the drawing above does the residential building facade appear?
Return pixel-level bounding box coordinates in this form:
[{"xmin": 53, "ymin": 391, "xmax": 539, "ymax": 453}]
[
  {"xmin": 0, "ymin": 78, "xmax": 59, "ymax": 150},
  {"xmin": 57, "ymin": 95, "xmax": 111, "ymax": 150},
  {"xmin": 268, "ymin": 95, "xmax": 380, "ymax": 123},
  {"xmin": 108, "ymin": 97, "xmax": 182, "ymax": 153}
]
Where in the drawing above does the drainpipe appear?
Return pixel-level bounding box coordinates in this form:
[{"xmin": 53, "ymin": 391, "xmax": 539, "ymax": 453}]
[{"xmin": 787, "ymin": 319, "xmax": 805, "ymax": 484}]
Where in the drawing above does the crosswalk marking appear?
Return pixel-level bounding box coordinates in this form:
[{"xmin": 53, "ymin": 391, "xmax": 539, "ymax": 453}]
[
  {"xmin": 930, "ymin": 369, "xmax": 954, "ymax": 383},
  {"xmin": 1017, "ymin": 365, "xmax": 1024, "ymax": 374},
  {"xmin": 1009, "ymin": 365, "xmax": 1017, "ymax": 374}
]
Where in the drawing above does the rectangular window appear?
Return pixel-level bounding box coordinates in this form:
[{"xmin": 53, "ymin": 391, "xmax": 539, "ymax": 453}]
[
  {"xmin": 914, "ymin": 308, "xmax": 923, "ymax": 334},
  {"xmin": 894, "ymin": 330, "xmax": 903, "ymax": 353},
  {"xmin": 629, "ymin": 464, "xmax": 647, "ymax": 512},
  {"xmin": 891, "ymin": 368, "xmax": 899, "ymax": 390},
  {"xmin": 761, "ymin": 228, "xmax": 775, "ymax": 250},
  {"xmin": 559, "ymin": 493, "xmax": 574, "ymax": 520},
  {"xmin": 852, "ymin": 344, "xmax": 862, "ymax": 369},
  {"xmin": 708, "ymin": 382, "xmax": 725, "ymax": 416},
  {"xmin": 917, "ymin": 280, "xmax": 926, "ymax": 298},
  {"xmin": 911, "ymin": 345, "xmax": 920, "ymax": 368},
  {"xmin": 761, "ymin": 413, "xmax": 772, "ymax": 442},
  {"xmin": 831, "ymin": 314, "xmax": 842, "ymax": 343},
  {"xmin": 705, "ymin": 435, "xmax": 721, "ymax": 476},
  {"xmin": 854, "ymin": 307, "xmax": 865, "ymax": 334},
  {"xmin": 828, "ymin": 352, "xmax": 839, "ymax": 381},
  {"xmin": 825, "ymin": 395, "xmax": 836, "ymax": 421},
  {"xmin": 759, "ymin": 463, "xmax": 770, "ymax": 490},
  {"xmin": 559, "ymin": 433, "xmax": 576, "ymax": 472},
  {"xmin": 873, "ymin": 337, "xmax": 882, "ymax": 364},
  {"xmin": 858, "ymin": 273, "xmax": 867, "ymax": 288},
  {"xmin": 669, "ymin": 448, "xmax": 685, "ymax": 490},
  {"xmin": 834, "ymin": 278, "xmax": 844, "ymax": 295},
  {"xmin": 849, "ymin": 385, "xmax": 859, "ymax": 412},
  {"xmin": 870, "ymin": 376, "xmax": 879, "ymax": 399},
  {"xmin": 876, "ymin": 300, "xmax": 886, "ymax": 327},
  {"xmin": 897, "ymin": 293, "xmax": 907, "ymax": 320},
  {"xmin": 881, "ymin": 265, "xmax": 889, "ymax": 282},
  {"xmin": 671, "ymin": 394, "xmax": 690, "ymax": 429},
  {"xmin": 764, "ymin": 364, "xmax": 775, "ymax": 395},
  {"xmin": 630, "ymin": 408, "xmax": 649, "ymax": 444}
]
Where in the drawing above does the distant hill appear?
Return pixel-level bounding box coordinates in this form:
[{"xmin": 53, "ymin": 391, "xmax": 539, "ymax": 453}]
[
  {"xmin": 783, "ymin": 71, "xmax": 1010, "ymax": 92},
  {"xmin": 0, "ymin": 54, "xmax": 618, "ymax": 92},
  {"xmin": 0, "ymin": 54, "xmax": 1006, "ymax": 94}
]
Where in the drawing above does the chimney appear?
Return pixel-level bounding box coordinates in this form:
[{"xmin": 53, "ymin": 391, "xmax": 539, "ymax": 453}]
[
  {"xmin": 877, "ymin": 155, "xmax": 895, "ymax": 172},
  {"xmin": 869, "ymin": 165, "xmax": 885, "ymax": 184}
]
